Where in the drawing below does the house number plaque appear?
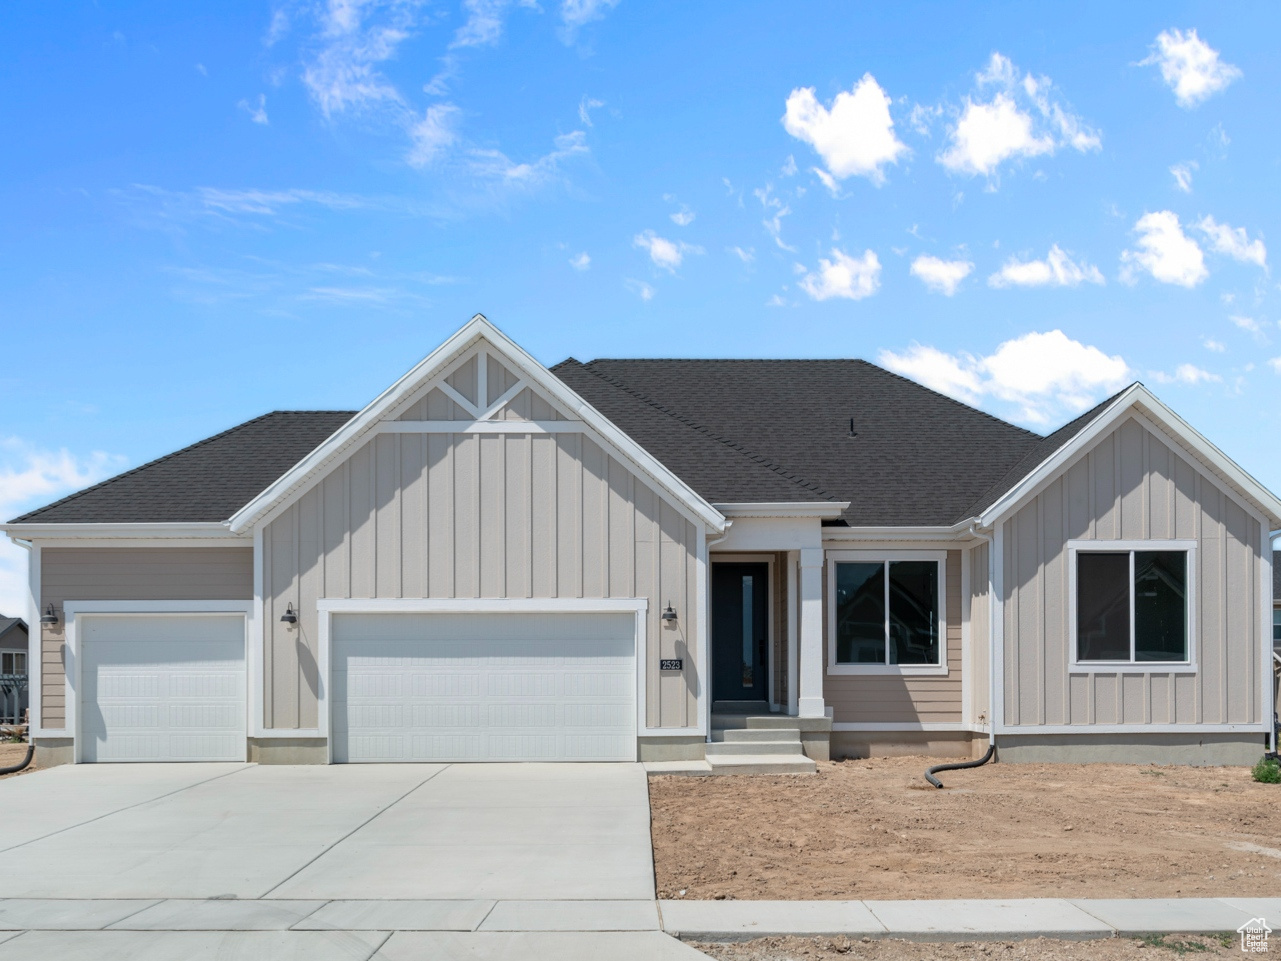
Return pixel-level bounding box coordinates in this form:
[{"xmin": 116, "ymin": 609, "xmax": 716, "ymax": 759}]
[{"xmin": 659, "ymin": 658, "xmax": 683, "ymax": 671}]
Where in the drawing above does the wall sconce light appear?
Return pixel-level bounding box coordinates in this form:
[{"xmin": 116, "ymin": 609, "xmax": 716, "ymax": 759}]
[
  {"xmin": 280, "ymin": 603, "xmax": 298, "ymax": 626},
  {"xmin": 39, "ymin": 604, "xmax": 60, "ymax": 627},
  {"xmin": 661, "ymin": 603, "xmax": 677, "ymax": 622}
]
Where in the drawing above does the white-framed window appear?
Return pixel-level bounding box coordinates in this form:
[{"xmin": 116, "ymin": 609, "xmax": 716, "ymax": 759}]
[
  {"xmin": 1067, "ymin": 539, "xmax": 1197, "ymax": 672},
  {"xmin": 827, "ymin": 550, "xmax": 947, "ymax": 675},
  {"xmin": 1273, "ymin": 607, "xmax": 1280, "ymax": 647},
  {"xmin": 1, "ymin": 651, "xmax": 25, "ymax": 675}
]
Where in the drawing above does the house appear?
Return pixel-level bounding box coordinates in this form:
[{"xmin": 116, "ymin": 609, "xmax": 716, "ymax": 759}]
[
  {"xmin": 3, "ymin": 315, "xmax": 1278, "ymax": 768},
  {"xmin": 0, "ymin": 616, "xmax": 29, "ymax": 725}
]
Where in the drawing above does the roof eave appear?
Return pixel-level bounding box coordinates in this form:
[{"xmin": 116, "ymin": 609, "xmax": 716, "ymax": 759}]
[
  {"xmin": 714, "ymin": 501, "xmax": 850, "ymax": 519},
  {"xmin": 1, "ymin": 522, "xmax": 243, "ymax": 541}
]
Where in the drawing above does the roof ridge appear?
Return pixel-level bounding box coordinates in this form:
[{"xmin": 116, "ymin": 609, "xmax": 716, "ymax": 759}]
[
  {"xmin": 575, "ymin": 361, "xmax": 842, "ymax": 503},
  {"xmin": 9, "ymin": 410, "xmax": 355, "ymax": 524}
]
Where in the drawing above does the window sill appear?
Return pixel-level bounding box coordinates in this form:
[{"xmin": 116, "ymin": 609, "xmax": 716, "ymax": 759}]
[
  {"xmin": 828, "ymin": 664, "xmax": 949, "ymax": 677},
  {"xmin": 1069, "ymin": 662, "xmax": 1197, "ymax": 674}
]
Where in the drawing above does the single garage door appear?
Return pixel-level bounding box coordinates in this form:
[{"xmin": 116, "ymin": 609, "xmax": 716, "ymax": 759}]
[
  {"xmin": 80, "ymin": 614, "xmax": 247, "ymax": 762},
  {"xmin": 332, "ymin": 612, "xmax": 636, "ymax": 762}
]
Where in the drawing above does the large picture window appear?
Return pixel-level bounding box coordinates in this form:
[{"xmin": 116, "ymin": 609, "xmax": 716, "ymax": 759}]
[
  {"xmin": 831, "ymin": 555, "xmax": 944, "ymax": 670},
  {"xmin": 1075, "ymin": 548, "xmax": 1190, "ymax": 664}
]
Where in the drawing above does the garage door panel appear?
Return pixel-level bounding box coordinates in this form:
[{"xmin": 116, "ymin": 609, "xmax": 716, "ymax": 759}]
[
  {"xmin": 81, "ymin": 614, "xmax": 246, "ymax": 763},
  {"xmin": 332, "ymin": 612, "xmax": 636, "ymax": 763}
]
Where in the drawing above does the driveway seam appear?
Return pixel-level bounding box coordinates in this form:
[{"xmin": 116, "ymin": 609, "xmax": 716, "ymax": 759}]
[
  {"xmin": 287, "ymin": 899, "xmax": 334, "ymax": 930},
  {"xmin": 360, "ymin": 930, "xmax": 394, "ymax": 960},
  {"xmin": 0, "ymin": 765, "xmax": 253, "ymax": 856},
  {"xmin": 474, "ymin": 899, "xmax": 499, "ymax": 932},
  {"xmin": 1066, "ymin": 901, "xmax": 1121, "ymax": 938},
  {"xmin": 101, "ymin": 899, "xmax": 166, "ymax": 930},
  {"xmin": 257, "ymin": 765, "xmax": 452, "ymax": 899}
]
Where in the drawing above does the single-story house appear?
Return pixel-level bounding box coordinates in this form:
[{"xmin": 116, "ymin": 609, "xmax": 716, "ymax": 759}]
[
  {"xmin": 4, "ymin": 316, "xmax": 1278, "ymax": 768},
  {"xmin": 0, "ymin": 616, "xmax": 29, "ymax": 725}
]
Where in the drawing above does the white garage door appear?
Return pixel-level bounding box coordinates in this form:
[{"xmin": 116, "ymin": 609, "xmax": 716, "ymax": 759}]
[
  {"xmin": 80, "ymin": 614, "xmax": 246, "ymax": 762},
  {"xmin": 331, "ymin": 612, "xmax": 636, "ymax": 762}
]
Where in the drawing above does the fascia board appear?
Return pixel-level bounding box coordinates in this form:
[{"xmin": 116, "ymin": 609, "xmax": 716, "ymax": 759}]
[
  {"xmin": 713, "ymin": 502, "xmax": 850, "ymax": 518},
  {"xmin": 1, "ymin": 522, "xmax": 243, "ymax": 541}
]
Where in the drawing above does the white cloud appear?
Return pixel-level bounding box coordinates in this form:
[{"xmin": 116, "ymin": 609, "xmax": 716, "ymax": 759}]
[
  {"xmin": 406, "ymin": 103, "xmax": 460, "ymax": 167},
  {"xmin": 467, "ymin": 129, "xmax": 589, "ymax": 187},
  {"xmin": 878, "ymin": 330, "xmax": 1131, "ymax": 426},
  {"xmin": 451, "ymin": 0, "xmax": 511, "ymax": 49},
  {"xmin": 1119, "ymin": 211, "xmax": 1207, "ymax": 287},
  {"xmin": 1194, "ymin": 216, "xmax": 1267, "ymax": 269},
  {"xmin": 578, "ymin": 95, "xmax": 604, "ymax": 126},
  {"xmin": 624, "ymin": 278, "xmax": 654, "ymax": 301},
  {"xmin": 780, "ymin": 155, "xmax": 798, "ymax": 177},
  {"xmin": 0, "ymin": 440, "xmax": 128, "ymax": 616},
  {"xmin": 669, "ymin": 205, "xmax": 695, "ymax": 227},
  {"xmin": 1170, "ymin": 161, "xmax": 1196, "ymax": 193},
  {"xmin": 1268, "ymin": 357, "xmax": 1281, "ymax": 374},
  {"xmin": 559, "ymin": 0, "xmax": 619, "ymax": 42},
  {"xmin": 798, "ymin": 248, "xmax": 881, "ymax": 301},
  {"xmin": 810, "ymin": 167, "xmax": 841, "ymax": 197},
  {"xmin": 301, "ymin": 0, "xmax": 422, "ymax": 118},
  {"xmin": 569, "ymin": 251, "xmax": 590, "ymax": 271},
  {"xmin": 633, "ymin": 230, "xmax": 702, "ymax": 272},
  {"xmin": 1140, "ymin": 28, "xmax": 1241, "ymax": 108},
  {"xmin": 1203, "ymin": 338, "xmax": 1226, "ymax": 352},
  {"xmin": 781, "ymin": 74, "xmax": 908, "ymax": 185},
  {"xmin": 1230, "ymin": 315, "xmax": 1266, "ymax": 340},
  {"xmin": 939, "ymin": 53, "xmax": 1099, "ymax": 179},
  {"xmin": 728, "ymin": 246, "xmax": 754, "ymax": 263},
  {"xmin": 988, "ymin": 244, "xmax": 1104, "ymax": 288},
  {"xmin": 754, "ymin": 185, "xmax": 794, "ymax": 251},
  {"xmin": 1150, "ymin": 363, "xmax": 1221, "ymax": 386},
  {"xmin": 910, "ymin": 255, "xmax": 973, "ymax": 296},
  {"xmin": 238, "ymin": 93, "xmax": 269, "ymax": 125}
]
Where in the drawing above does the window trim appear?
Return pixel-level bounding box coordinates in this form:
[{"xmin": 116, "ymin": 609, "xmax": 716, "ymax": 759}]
[
  {"xmin": 1067, "ymin": 539, "xmax": 1198, "ymax": 674},
  {"xmin": 827, "ymin": 549, "xmax": 948, "ymax": 676}
]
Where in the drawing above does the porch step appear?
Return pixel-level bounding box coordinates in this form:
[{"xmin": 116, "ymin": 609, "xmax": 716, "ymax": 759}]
[
  {"xmin": 705, "ymin": 739, "xmax": 805, "ymax": 757},
  {"xmin": 705, "ymin": 754, "xmax": 817, "ymax": 775}
]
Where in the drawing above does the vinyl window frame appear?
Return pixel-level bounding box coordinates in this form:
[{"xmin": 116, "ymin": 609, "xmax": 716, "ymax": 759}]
[
  {"xmin": 1067, "ymin": 539, "xmax": 1198, "ymax": 674},
  {"xmin": 826, "ymin": 549, "xmax": 948, "ymax": 677},
  {"xmin": 1, "ymin": 651, "xmax": 25, "ymax": 675}
]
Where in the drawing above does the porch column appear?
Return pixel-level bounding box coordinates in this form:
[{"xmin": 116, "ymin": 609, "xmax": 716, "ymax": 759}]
[{"xmin": 797, "ymin": 547, "xmax": 826, "ymax": 718}]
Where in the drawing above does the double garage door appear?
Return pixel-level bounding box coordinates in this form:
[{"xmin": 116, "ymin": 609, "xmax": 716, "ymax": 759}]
[
  {"xmin": 331, "ymin": 612, "xmax": 636, "ymax": 762},
  {"xmin": 77, "ymin": 611, "xmax": 636, "ymax": 763}
]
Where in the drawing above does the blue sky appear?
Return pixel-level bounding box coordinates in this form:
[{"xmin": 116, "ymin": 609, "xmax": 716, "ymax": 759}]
[{"xmin": 1, "ymin": 1, "xmax": 1278, "ymax": 612}]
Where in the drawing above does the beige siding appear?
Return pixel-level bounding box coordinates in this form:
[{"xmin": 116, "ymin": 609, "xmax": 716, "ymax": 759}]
[
  {"xmin": 1001, "ymin": 415, "xmax": 1264, "ymax": 728},
  {"xmin": 39, "ymin": 547, "xmax": 253, "ymax": 729},
  {"xmin": 263, "ymin": 430, "xmax": 700, "ymax": 731},
  {"xmin": 823, "ymin": 550, "xmax": 963, "ymax": 724}
]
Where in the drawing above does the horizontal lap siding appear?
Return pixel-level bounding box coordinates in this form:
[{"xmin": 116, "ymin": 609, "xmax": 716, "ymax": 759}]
[
  {"xmin": 263, "ymin": 431, "xmax": 699, "ymax": 731},
  {"xmin": 824, "ymin": 550, "xmax": 963, "ymax": 724},
  {"xmin": 39, "ymin": 547, "xmax": 253, "ymax": 730},
  {"xmin": 1001, "ymin": 416, "xmax": 1262, "ymax": 728}
]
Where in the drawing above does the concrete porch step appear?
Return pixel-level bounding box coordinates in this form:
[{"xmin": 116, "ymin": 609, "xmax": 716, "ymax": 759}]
[
  {"xmin": 713, "ymin": 727, "xmax": 803, "ymax": 743},
  {"xmin": 705, "ymin": 740, "xmax": 805, "ymax": 757},
  {"xmin": 704, "ymin": 753, "xmax": 817, "ymax": 775}
]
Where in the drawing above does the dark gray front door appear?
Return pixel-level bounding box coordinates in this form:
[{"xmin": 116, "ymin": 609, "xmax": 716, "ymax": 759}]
[{"xmin": 712, "ymin": 563, "xmax": 769, "ymax": 704}]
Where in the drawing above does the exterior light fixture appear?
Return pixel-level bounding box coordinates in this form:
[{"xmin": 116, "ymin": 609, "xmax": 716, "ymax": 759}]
[
  {"xmin": 280, "ymin": 603, "xmax": 298, "ymax": 625},
  {"xmin": 40, "ymin": 604, "xmax": 59, "ymax": 627},
  {"xmin": 661, "ymin": 603, "xmax": 677, "ymax": 622}
]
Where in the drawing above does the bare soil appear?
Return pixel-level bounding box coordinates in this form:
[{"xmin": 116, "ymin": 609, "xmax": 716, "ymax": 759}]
[
  {"xmin": 0, "ymin": 741, "xmax": 35, "ymax": 780},
  {"xmin": 649, "ymin": 756, "xmax": 1281, "ymax": 900},
  {"xmin": 692, "ymin": 934, "xmax": 1241, "ymax": 961}
]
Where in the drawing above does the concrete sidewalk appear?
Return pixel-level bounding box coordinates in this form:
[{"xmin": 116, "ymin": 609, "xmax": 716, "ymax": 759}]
[{"xmin": 659, "ymin": 896, "xmax": 1281, "ymax": 942}]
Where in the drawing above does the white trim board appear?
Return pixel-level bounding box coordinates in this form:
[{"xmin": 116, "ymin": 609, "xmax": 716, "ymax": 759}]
[
  {"xmin": 715, "ymin": 502, "xmax": 849, "ymax": 519},
  {"xmin": 61, "ymin": 600, "xmax": 252, "ymax": 763},
  {"xmin": 994, "ymin": 723, "xmax": 1269, "ymax": 735},
  {"xmin": 228, "ymin": 315, "xmax": 727, "ymax": 536},
  {"xmin": 832, "ymin": 722, "xmax": 973, "ymax": 732}
]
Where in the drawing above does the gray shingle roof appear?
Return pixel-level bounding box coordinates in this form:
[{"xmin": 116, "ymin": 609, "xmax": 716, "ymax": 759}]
[
  {"xmin": 9, "ymin": 359, "xmax": 1128, "ymax": 529},
  {"xmin": 0, "ymin": 617, "xmax": 26, "ymax": 646},
  {"xmin": 10, "ymin": 412, "xmax": 354, "ymax": 524}
]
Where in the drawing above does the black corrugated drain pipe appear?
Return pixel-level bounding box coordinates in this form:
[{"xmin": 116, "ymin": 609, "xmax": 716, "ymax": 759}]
[
  {"xmin": 0, "ymin": 744, "xmax": 34, "ymax": 776},
  {"xmin": 925, "ymin": 743, "xmax": 996, "ymax": 789}
]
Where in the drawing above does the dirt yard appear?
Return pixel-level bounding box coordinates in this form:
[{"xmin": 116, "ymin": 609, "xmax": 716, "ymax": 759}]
[
  {"xmin": 0, "ymin": 741, "xmax": 35, "ymax": 780},
  {"xmin": 650, "ymin": 756, "xmax": 1281, "ymax": 900},
  {"xmin": 693, "ymin": 934, "xmax": 1241, "ymax": 961}
]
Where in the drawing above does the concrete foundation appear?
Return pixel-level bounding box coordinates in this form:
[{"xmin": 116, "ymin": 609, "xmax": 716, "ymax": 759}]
[
  {"xmin": 830, "ymin": 731, "xmax": 985, "ymax": 760},
  {"xmin": 32, "ymin": 737, "xmax": 74, "ymax": 768},
  {"xmin": 994, "ymin": 732, "xmax": 1268, "ymax": 766},
  {"xmin": 637, "ymin": 736, "xmax": 705, "ymax": 762},
  {"xmin": 247, "ymin": 737, "xmax": 329, "ymax": 765}
]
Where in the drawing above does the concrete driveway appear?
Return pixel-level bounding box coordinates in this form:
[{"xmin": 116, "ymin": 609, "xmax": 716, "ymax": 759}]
[{"xmin": 0, "ymin": 762, "xmax": 655, "ymax": 901}]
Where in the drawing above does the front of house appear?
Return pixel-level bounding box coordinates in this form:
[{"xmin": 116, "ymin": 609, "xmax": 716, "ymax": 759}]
[{"xmin": 6, "ymin": 316, "xmax": 1278, "ymax": 768}]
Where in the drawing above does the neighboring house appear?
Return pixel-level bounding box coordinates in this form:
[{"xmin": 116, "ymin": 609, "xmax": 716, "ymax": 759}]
[
  {"xmin": 3, "ymin": 316, "xmax": 1278, "ymax": 768},
  {"xmin": 0, "ymin": 616, "xmax": 29, "ymax": 725}
]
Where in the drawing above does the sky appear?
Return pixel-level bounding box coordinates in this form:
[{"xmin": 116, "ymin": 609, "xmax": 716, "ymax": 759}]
[{"xmin": 1, "ymin": 1, "xmax": 1279, "ymax": 615}]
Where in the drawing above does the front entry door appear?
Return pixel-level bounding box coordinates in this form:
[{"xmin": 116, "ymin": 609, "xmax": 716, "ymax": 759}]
[{"xmin": 712, "ymin": 563, "xmax": 770, "ymax": 705}]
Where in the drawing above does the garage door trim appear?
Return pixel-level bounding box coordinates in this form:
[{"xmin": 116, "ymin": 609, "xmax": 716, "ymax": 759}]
[
  {"xmin": 316, "ymin": 598, "xmax": 648, "ymax": 758},
  {"xmin": 63, "ymin": 600, "xmax": 252, "ymax": 763}
]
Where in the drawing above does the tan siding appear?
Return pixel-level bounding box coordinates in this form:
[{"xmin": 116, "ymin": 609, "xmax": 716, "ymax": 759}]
[
  {"xmin": 1001, "ymin": 415, "xmax": 1264, "ymax": 728},
  {"xmin": 823, "ymin": 550, "xmax": 964, "ymax": 724},
  {"xmin": 263, "ymin": 422, "xmax": 701, "ymax": 731},
  {"xmin": 39, "ymin": 547, "xmax": 252, "ymax": 729}
]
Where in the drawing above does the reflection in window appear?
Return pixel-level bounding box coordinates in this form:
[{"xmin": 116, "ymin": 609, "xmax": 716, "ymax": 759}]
[
  {"xmin": 1076, "ymin": 549, "xmax": 1188, "ymax": 663},
  {"xmin": 835, "ymin": 560, "xmax": 939, "ymax": 666}
]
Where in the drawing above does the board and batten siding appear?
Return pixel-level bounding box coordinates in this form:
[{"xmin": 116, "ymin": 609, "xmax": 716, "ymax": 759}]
[
  {"xmin": 1001, "ymin": 415, "xmax": 1264, "ymax": 728},
  {"xmin": 39, "ymin": 547, "xmax": 253, "ymax": 729},
  {"xmin": 261, "ymin": 429, "xmax": 700, "ymax": 731},
  {"xmin": 823, "ymin": 550, "xmax": 963, "ymax": 724}
]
